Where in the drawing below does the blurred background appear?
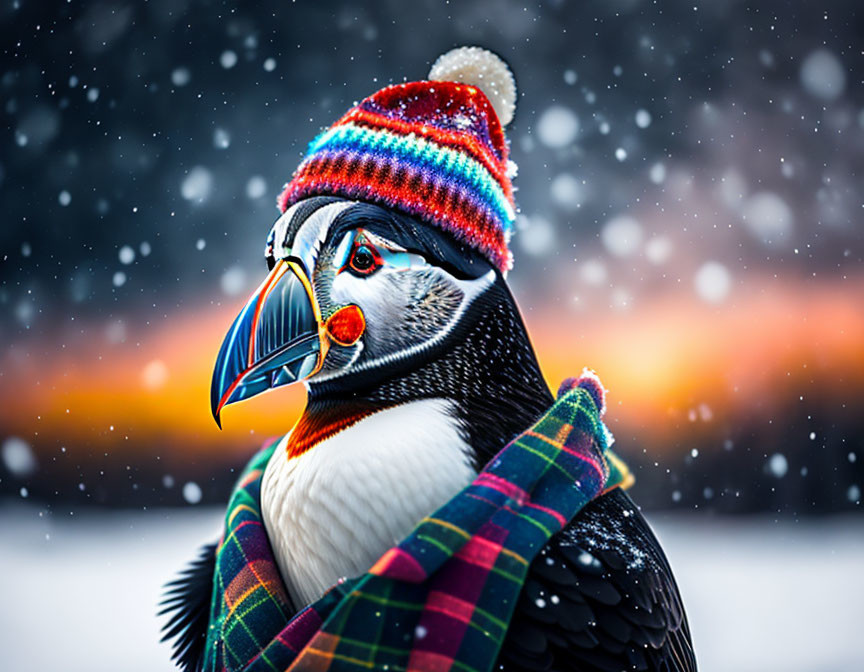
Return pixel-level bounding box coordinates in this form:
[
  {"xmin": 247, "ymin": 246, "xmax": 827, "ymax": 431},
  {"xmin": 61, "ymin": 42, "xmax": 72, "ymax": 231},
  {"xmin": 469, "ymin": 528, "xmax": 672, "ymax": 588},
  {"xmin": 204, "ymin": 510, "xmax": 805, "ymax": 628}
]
[{"xmin": 1, "ymin": 1, "xmax": 862, "ymax": 670}]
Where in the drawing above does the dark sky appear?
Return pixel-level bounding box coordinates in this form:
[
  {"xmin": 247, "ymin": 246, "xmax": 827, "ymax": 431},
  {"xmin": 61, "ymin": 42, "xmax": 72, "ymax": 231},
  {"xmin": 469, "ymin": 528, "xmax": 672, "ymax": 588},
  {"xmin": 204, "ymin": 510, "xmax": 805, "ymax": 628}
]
[
  {"xmin": 3, "ymin": 0, "xmax": 862, "ymax": 337},
  {"xmin": 1, "ymin": 0, "xmax": 863, "ymax": 511}
]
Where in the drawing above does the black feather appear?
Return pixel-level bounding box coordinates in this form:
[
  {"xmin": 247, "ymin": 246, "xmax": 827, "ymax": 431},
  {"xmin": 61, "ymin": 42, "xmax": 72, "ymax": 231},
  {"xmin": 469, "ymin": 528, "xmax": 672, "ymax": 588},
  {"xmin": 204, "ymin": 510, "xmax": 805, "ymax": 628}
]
[
  {"xmin": 159, "ymin": 542, "xmax": 217, "ymax": 672},
  {"xmin": 496, "ymin": 488, "xmax": 698, "ymax": 672}
]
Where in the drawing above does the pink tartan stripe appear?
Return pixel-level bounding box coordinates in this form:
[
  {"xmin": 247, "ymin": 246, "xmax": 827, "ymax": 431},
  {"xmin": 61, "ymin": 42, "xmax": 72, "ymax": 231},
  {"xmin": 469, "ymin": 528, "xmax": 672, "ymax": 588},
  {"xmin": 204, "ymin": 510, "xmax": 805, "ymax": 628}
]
[
  {"xmin": 523, "ymin": 501, "xmax": 568, "ymax": 527},
  {"xmin": 408, "ymin": 649, "xmax": 457, "ymax": 672},
  {"xmin": 228, "ymin": 519, "xmax": 265, "ymax": 534},
  {"xmin": 370, "ymin": 547, "xmax": 428, "ymax": 582},
  {"xmin": 525, "ymin": 428, "xmax": 606, "ymax": 478},
  {"xmin": 237, "ymin": 468, "xmax": 264, "ymax": 490},
  {"xmin": 276, "ymin": 607, "xmax": 324, "ymax": 651},
  {"xmin": 473, "ymin": 472, "xmax": 528, "ymax": 505},
  {"xmin": 454, "ymin": 534, "xmax": 504, "ymax": 571},
  {"xmin": 425, "ymin": 590, "xmax": 476, "ymax": 623}
]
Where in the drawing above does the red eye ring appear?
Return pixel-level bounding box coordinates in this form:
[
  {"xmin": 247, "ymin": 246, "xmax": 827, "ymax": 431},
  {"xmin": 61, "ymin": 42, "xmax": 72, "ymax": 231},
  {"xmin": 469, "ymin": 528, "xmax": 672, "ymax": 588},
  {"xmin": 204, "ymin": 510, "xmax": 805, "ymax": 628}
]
[{"xmin": 347, "ymin": 242, "xmax": 382, "ymax": 276}]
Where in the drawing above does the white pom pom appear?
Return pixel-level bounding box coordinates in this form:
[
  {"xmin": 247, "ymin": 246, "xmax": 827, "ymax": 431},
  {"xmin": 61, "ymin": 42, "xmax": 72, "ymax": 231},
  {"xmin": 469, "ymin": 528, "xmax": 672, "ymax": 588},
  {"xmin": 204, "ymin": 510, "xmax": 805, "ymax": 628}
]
[{"xmin": 428, "ymin": 46, "xmax": 517, "ymax": 127}]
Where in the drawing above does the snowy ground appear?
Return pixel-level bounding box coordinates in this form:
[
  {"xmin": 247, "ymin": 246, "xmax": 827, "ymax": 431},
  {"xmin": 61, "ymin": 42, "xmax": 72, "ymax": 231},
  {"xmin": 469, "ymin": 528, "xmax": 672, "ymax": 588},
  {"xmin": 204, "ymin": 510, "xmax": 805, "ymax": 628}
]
[{"xmin": 1, "ymin": 505, "xmax": 862, "ymax": 672}]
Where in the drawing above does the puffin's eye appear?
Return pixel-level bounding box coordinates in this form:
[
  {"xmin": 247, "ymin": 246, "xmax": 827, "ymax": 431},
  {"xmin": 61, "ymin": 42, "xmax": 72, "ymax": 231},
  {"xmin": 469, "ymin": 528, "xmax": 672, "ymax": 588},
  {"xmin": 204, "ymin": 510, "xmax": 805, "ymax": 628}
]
[{"xmin": 347, "ymin": 243, "xmax": 381, "ymax": 276}]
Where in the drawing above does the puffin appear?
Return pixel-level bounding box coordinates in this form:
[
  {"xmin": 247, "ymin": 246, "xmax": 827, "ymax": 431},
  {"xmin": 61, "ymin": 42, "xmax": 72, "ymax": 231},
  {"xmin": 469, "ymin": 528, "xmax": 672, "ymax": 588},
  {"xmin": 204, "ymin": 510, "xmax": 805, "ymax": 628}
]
[{"xmin": 162, "ymin": 48, "xmax": 696, "ymax": 672}]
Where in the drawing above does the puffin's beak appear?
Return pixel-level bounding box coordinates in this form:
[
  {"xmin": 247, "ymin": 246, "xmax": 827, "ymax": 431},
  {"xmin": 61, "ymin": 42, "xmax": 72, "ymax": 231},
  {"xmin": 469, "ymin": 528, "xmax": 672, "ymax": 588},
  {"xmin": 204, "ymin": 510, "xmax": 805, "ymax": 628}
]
[{"xmin": 210, "ymin": 259, "xmax": 327, "ymax": 427}]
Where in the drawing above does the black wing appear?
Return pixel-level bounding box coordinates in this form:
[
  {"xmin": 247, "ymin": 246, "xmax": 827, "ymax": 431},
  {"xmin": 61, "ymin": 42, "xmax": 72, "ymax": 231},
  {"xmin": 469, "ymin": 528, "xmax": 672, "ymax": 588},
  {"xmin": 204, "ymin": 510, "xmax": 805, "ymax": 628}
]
[
  {"xmin": 159, "ymin": 542, "xmax": 218, "ymax": 672},
  {"xmin": 497, "ymin": 488, "xmax": 697, "ymax": 672}
]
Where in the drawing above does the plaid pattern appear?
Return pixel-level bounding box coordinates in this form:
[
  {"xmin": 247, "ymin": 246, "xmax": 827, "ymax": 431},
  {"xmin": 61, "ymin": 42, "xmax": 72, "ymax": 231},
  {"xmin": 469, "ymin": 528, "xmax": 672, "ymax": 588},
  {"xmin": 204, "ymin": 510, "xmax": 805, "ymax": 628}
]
[{"xmin": 203, "ymin": 374, "xmax": 631, "ymax": 672}]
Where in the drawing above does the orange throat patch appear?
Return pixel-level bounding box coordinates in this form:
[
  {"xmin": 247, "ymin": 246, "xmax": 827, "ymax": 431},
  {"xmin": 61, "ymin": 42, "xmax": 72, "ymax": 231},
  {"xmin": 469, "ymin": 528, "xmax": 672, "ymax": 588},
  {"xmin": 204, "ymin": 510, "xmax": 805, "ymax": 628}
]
[{"xmin": 284, "ymin": 401, "xmax": 390, "ymax": 459}]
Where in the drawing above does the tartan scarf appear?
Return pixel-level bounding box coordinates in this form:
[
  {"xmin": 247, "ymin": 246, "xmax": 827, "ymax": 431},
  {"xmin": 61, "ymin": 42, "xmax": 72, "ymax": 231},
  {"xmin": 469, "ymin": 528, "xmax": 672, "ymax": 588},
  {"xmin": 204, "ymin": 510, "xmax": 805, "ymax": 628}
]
[{"xmin": 202, "ymin": 373, "xmax": 632, "ymax": 672}]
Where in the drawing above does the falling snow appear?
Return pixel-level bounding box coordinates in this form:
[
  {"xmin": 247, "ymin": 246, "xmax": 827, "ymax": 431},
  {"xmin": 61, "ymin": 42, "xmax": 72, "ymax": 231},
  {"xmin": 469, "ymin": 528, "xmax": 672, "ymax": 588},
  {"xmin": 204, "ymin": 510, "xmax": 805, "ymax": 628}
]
[
  {"xmin": 536, "ymin": 105, "xmax": 579, "ymax": 148},
  {"xmin": 213, "ymin": 128, "xmax": 231, "ymax": 150},
  {"xmin": 601, "ymin": 216, "xmax": 643, "ymax": 257},
  {"xmin": 634, "ymin": 109, "xmax": 652, "ymax": 128},
  {"xmin": 182, "ymin": 482, "xmax": 203, "ymax": 505},
  {"xmin": 799, "ymin": 49, "xmax": 846, "ymax": 101},
  {"xmin": 118, "ymin": 245, "xmax": 136, "ymax": 265},
  {"xmin": 171, "ymin": 67, "xmax": 191, "ymax": 87},
  {"xmin": 220, "ymin": 266, "xmax": 248, "ymax": 296},
  {"xmin": 517, "ymin": 215, "xmax": 555, "ymax": 256},
  {"xmin": 740, "ymin": 192, "xmax": 793, "ymax": 245},
  {"xmin": 645, "ymin": 236, "xmax": 672, "ymax": 265},
  {"xmin": 549, "ymin": 173, "xmax": 584, "ymax": 210},
  {"xmin": 694, "ymin": 262, "xmax": 732, "ymax": 304},
  {"xmin": 220, "ymin": 50, "xmax": 238, "ymax": 69},
  {"xmin": 768, "ymin": 453, "xmax": 789, "ymax": 479},
  {"xmin": 649, "ymin": 162, "xmax": 666, "ymax": 184},
  {"xmin": 181, "ymin": 166, "xmax": 214, "ymax": 203},
  {"xmin": 246, "ymin": 175, "xmax": 268, "ymax": 199},
  {"xmin": 2, "ymin": 437, "xmax": 38, "ymax": 477},
  {"xmin": 580, "ymin": 258, "xmax": 608, "ymax": 286}
]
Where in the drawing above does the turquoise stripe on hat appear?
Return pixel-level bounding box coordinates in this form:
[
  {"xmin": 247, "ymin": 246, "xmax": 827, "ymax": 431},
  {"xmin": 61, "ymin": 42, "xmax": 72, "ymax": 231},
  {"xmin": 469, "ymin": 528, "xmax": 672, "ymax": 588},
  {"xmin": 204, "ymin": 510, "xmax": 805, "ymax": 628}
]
[{"xmin": 305, "ymin": 123, "xmax": 515, "ymax": 233}]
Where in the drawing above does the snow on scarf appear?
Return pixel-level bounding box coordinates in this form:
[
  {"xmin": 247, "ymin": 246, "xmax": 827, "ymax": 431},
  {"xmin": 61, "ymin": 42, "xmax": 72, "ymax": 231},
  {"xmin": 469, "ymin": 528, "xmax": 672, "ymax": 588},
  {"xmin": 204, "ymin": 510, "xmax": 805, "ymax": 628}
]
[{"xmin": 201, "ymin": 372, "xmax": 632, "ymax": 672}]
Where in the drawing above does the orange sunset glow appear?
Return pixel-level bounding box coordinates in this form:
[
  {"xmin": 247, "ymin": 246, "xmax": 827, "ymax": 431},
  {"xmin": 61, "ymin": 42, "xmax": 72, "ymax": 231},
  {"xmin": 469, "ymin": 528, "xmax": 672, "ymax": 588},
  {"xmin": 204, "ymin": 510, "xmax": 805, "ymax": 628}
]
[{"xmin": 2, "ymin": 275, "xmax": 862, "ymax": 462}]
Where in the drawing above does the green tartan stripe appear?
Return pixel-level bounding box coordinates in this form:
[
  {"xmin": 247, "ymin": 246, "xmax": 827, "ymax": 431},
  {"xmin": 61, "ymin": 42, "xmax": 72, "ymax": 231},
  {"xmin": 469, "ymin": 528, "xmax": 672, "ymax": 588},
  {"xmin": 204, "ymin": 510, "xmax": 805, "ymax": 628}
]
[
  {"xmin": 349, "ymin": 589, "xmax": 426, "ymax": 613},
  {"xmin": 501, "ymin": 435, "xmax": 573, "ymax": 480},
  {"xmin": 338, "ymin": 586, "xmax": 511, "ymax": 645},
  {"xmin": 222, "ymin": 592, "xmax": 281, "ymax": 640},
  {"xmin": 322, "ymin": 578, "xmax": 397, "ymax": 654},
  {"xmin": 319, "ymin": 636, "xmax": 412, "ymax": 667},
  {"xmin": 484, "ymin": 561, "xmax": 524, "ymax": 585},
  {"xmin": 495, "ymin": 499, "xmax": 556, "ymax": 536},
  {"xmin": 224, "ymin": 629, "xmax": 281, "ymax": 672},
  {"xmin": 416, "ymin": 532, "xmax": 455, "ymax": 557},
  {"xmin": 465, "ymin": 603, "xmax": 509, "ymax": 640},
  {"xmin": 448, "ymin": 657, "xmax": 486, "ymax": 672},
  {"xmin": 336, "ymin": 635, "xmax": 410, "ymax": 657},
  {"xmin": 366, "ymin": 580, "xmax": 394, "ymax": 666}
]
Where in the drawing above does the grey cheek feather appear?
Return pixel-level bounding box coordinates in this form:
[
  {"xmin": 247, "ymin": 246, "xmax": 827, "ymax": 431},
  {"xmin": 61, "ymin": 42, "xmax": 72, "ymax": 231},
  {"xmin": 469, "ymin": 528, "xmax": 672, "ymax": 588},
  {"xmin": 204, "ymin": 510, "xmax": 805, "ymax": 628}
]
[
  {"xmin": 398, "ymin": 271, "xmax": 465, "ymax": 341},
  {"xmin": 362, "ymin": 269, "xmax": 465, "ymax": 361}
]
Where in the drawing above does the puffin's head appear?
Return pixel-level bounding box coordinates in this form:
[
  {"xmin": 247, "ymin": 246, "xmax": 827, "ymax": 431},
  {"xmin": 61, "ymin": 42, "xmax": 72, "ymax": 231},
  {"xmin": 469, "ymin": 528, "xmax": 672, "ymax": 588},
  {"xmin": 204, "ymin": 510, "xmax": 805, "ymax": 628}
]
[
  {"xmin": 210, "ymin": 197, "xmax": 499, "ymax": 426},
  {"xmin": 211, "ymin": 46, "xmax": 521, "ymax": 425}
]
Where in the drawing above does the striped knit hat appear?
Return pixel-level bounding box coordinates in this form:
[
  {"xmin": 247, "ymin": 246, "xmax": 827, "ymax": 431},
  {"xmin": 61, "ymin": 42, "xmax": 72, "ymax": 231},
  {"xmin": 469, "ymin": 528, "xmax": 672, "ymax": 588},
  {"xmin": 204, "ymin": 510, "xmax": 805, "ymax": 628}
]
[{"xmin": 278, "ymin": 47, "xmax": 519, "ymax": 271}]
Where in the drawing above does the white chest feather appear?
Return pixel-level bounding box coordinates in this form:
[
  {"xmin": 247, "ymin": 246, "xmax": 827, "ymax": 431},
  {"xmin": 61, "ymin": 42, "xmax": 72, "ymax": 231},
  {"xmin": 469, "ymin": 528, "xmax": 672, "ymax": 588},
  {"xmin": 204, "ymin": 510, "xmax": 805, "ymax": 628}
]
[{"xmin": 260, "ymin": 398, "xmax": 476, "ymax": 609}]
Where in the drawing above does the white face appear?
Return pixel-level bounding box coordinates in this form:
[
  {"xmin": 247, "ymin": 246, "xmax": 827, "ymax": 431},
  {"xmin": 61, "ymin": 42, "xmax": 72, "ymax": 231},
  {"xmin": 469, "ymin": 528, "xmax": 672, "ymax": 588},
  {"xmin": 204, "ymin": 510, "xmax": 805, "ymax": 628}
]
[{"xmin": 266, "ymin": 200, "xmax": 495, "ymax": 383}]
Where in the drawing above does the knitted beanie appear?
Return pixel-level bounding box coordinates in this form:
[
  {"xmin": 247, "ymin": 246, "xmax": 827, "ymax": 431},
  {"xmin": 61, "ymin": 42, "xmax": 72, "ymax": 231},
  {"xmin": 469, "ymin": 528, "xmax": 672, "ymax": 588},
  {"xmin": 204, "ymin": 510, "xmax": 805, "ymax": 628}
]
[{"xmin": 277, "ymin": 47, "xmax": 519, "ymax": 272}]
